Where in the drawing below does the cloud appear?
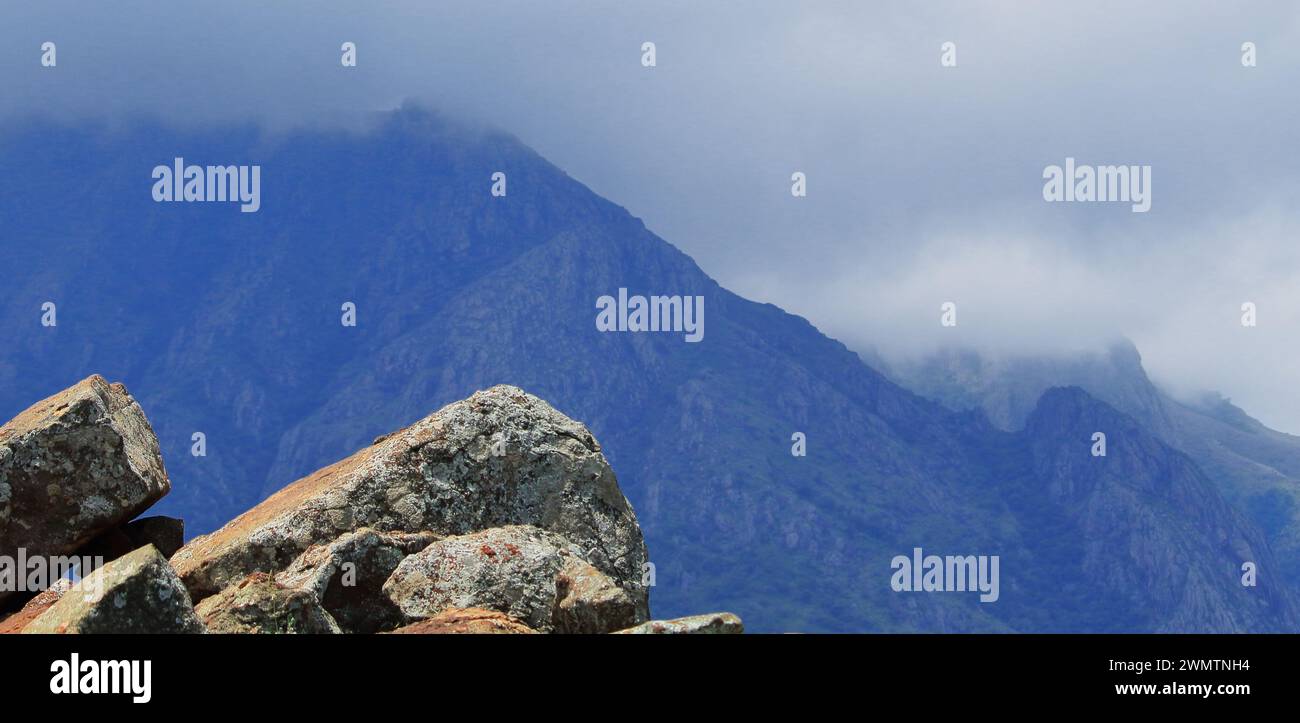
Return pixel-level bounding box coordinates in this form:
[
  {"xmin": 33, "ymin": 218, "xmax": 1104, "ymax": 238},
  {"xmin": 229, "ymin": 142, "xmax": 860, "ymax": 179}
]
[{"xmin": 3, "ymin": 0, "xmax": 1299, "ymax": 429}]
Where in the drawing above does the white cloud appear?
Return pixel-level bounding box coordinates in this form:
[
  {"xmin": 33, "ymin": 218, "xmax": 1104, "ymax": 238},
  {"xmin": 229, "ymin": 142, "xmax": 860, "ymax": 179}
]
[{"xmin": 4, "ymin": 0, "xmax": 1300, "ymax": 429}]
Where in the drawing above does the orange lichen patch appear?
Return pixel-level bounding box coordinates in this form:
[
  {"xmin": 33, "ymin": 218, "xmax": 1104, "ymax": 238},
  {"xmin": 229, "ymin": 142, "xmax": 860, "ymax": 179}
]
[
  {"xmin": 0, "ymin": 375, "xmax": 112, "ymax": 444},
  {"xmin": 0, "ymin": 586, "xmax": 67, "ymax": 634},
  {"xmin": 174, "ymin": 421, "xmax": 431, "ymax": 576},
  {"xmin": 174, "ymin": 453, "xmax": 369, "ymax": 568},
  {"xmin": 384, "ymin": 608, "xmax": 537, "ymax": 634},
  {"xmin": 170, "ymin": 414, "xmax": 449, "ymax": 598}
]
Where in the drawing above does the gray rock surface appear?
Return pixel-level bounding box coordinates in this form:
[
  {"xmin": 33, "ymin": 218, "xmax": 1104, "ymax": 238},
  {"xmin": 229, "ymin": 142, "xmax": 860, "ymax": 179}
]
[
  {"xmin": 23, "ymin": 545, "xmax": 203, "ymax": 634},
  {"xmin": 276, "ymin": 528, "xmax": 438, "ymax": 633},
  {"xmin": 172, "ymin": 386, "xmax": 649, "ymax": 622},
  {"xmin": 195, "ymin": 572, "xmax": 340, "ymax": 634},
  {"xmin": 383, "ymin": 524, "xmax": 640, "ymax": 633},
  {"xmin": 0, "ymin": 375, "xmax": 170, "ymax": 604},
  {"xmin": 614, "ymin": 612, "xmax": 744, "ymax": 634}
]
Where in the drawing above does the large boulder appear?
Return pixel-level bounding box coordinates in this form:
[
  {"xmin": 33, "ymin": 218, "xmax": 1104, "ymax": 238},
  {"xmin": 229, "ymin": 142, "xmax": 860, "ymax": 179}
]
[
  {"xmin": 0, "ymin": 376, "xmax": 169, "ymax": 604},
  {"xmin": 23, "ymin": 545, "xmax": 204, "ymax": 634},
  {"xmin": 172, "ymin": 386, "xmax": 649, "ymax": 619},
  {"xmin": 385, "ymin": 607, "xmax": 538, "ymax": 634},
  {"xmin": 276, "ymin": 528, "xmax": 438, "ymax": 633},
  {"xmin": 195, "ymin": 572, "xmax": 340, "ymax": 634},
  {"xmin": 382, "ymin": 524, "xmax": 639, "ymax": 633},
  {"xmin": 613, "ymin": 612, "xmax": 744, "ymax": 635}
]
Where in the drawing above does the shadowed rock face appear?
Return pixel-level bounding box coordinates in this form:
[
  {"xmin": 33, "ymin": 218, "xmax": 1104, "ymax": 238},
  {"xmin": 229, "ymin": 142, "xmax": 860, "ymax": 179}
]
[
  {"xmin": 172, "ymin": 385, "xmax": 650, "ymax": 621},
  {"xmin": 276, "ymin": 528, "xmax": 439, "ymax": 633},
  {"xmin": 0, "ymin": 375, "xmax": 169, "ymax": 604},
  {"xmin": 23, "ymin": 545, "xmax": 203, "ymax": 634},
  {"xmin": 121, "ymin": 517, "xmax": 185, "ymax": 559}
]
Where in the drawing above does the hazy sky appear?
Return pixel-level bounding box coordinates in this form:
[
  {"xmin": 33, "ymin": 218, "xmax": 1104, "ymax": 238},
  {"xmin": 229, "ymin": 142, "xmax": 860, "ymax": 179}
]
[{"xmin": 4, "ymin": 1, "xmax": 1300, "ymax": 431}]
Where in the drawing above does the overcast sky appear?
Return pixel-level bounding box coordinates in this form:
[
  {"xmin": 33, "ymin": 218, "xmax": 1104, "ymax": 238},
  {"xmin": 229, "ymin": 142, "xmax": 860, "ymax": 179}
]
[{"xmin": 4, "ymin": 1, "xmax": 1300, "ymax": 431}]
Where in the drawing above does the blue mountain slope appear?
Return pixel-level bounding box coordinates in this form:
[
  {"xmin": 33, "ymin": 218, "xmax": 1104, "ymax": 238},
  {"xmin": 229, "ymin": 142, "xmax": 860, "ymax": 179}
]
[
  {"xmin": 892, "ymin": 342, "xmax": 1300, "ymax": 591},
  {"xmin": 1, "ymin": 106, "xmax": 1292, "ymax": 631}
]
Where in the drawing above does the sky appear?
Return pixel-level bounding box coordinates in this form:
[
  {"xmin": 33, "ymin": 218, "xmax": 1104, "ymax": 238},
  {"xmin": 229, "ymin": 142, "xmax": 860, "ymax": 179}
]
[{"xmin": 3, "ymin": 1, "xmax": 1300, "ymax": 431}]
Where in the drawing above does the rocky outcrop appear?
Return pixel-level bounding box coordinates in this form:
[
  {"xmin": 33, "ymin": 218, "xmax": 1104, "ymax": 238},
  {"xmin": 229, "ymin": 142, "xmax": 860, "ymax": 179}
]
[
  {"xmin": 171, "ymin": 386, "xmax": 650, "ymax": 622},
  {"xmin": 614, "ymin": 612, "xmax": 744, "ymax": 634},
  {"xmin": 385, "ymin": 608, "xmax": 538, "ymax": 634},
  {"xmin": 195, "ymin": 572, "xmax": 340, "ymax": 634},
  {"xmin": 5, "ymin": 379, "xmax": 740, "ymax": 634},
  {"xmin": 383, "ymin": 524, "xmax": 638, "ymax": 633},
  {"xmin": 275, "ymin": 528, "xmax": 438, "ymax": 633},
  {"xmin": 0, "ymin": 375, "xmax": 169, "ymax": 604},
  {"xmin": 23, "ymin": 545, "xmax": 204, "ymax": 634}
]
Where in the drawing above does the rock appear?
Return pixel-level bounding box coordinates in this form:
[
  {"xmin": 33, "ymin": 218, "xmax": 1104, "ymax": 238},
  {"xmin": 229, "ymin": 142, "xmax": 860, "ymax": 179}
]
[
  {"xmin": 74, "ymin": 525, "xmax": 138, "ymax": 564},
  {"xmin": 0, "ymin": 578, "xmax": 73, "ymax": 634},
  {"xmin": 553, "ymin": 556, "xmax": 639, "ymax": 634},
  {"xmin": 195, "ymin": 572, "xmax": 340, "ymax": 634},
  {"xmin": 0, "ymin": 376, "xmax": 170, "ymax": 605},
  {"xmin": 385, "ymin": 607, "xmax": 538, "ymax": 634},
  {"xmin": 123, "ymin": 516, "xmax": 185, "ymax": 558},
  {"xmin": 382, "ymin": 524, "xmax": 638, "ymax": 633},
  {"xmin": 76, "ymin": 516, "xmax": 186, "ymax": 567},
  {"xmin": 613, "ymin": 612, "xmax": 744, "ymax": 635},
  {"xmin": 23, "ymin": 545, "xmax": 204, "ymax": 634},
  {"xmin": 276, "ymin": 528, "xmax": 438, "ymax": 633},
  {"xmin": 172, "ymin": 386, "xmax": 649, "ymax": 622}
]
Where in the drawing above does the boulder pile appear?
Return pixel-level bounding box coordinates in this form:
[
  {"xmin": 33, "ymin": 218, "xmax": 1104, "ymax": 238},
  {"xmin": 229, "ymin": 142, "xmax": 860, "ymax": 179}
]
[{"xmin": 0, "ymin": 376, "xmax": 741, "ymax": 634}]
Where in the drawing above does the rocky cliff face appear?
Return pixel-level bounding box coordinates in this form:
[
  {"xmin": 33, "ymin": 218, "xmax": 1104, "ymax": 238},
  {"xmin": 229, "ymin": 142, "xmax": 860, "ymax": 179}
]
[
  {"xmin": 1, "ymin": 377, "xmax": 739, "ymax": 634},
  {"xmin": 1017, "ymin": 388, "xmax": 1297, "ymax": 632},
  {"xmin": 891, "ymin": 340, "xmax": 1300, "ymax": 597}
]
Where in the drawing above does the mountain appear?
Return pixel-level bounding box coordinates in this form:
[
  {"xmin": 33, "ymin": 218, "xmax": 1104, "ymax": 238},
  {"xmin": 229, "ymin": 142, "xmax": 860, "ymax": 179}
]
[
  {"xmin": 1, "ymin": 105, "xmax": 1293, "ymax": 631},
  {"xmin": 890, "ymin": 341, "xmax": 1300, "ymax": 589}
]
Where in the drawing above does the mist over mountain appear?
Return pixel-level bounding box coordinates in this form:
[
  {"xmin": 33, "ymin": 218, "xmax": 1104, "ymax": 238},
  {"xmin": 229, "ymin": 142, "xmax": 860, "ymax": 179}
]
[
  {"xmin": 1, "ymin": 106, "xmax": 1293, "ymax": 631},
  {"xmin": 891, "ymin": 340, "xmax": 1300, "ymax": 591}
]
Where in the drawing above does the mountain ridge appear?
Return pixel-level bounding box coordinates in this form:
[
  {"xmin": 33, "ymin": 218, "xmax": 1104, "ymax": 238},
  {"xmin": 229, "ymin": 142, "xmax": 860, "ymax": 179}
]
[{"xmin": 1, "ymin": 105, "xmax": 1291, "ymax": 631}]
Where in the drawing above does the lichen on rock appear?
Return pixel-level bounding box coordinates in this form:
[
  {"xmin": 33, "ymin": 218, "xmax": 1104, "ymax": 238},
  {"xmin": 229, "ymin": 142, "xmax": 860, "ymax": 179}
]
[
  {"xmin": 172, "ymin": 385, "xmax": 650, "ymax": 622},
  {"xmin": 23, "ymin": 545, "xmax": 204, "ymax": 634},
  {"xmin": 0, "ymin": 376, "xmax": 169, "ymax": 605}
]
